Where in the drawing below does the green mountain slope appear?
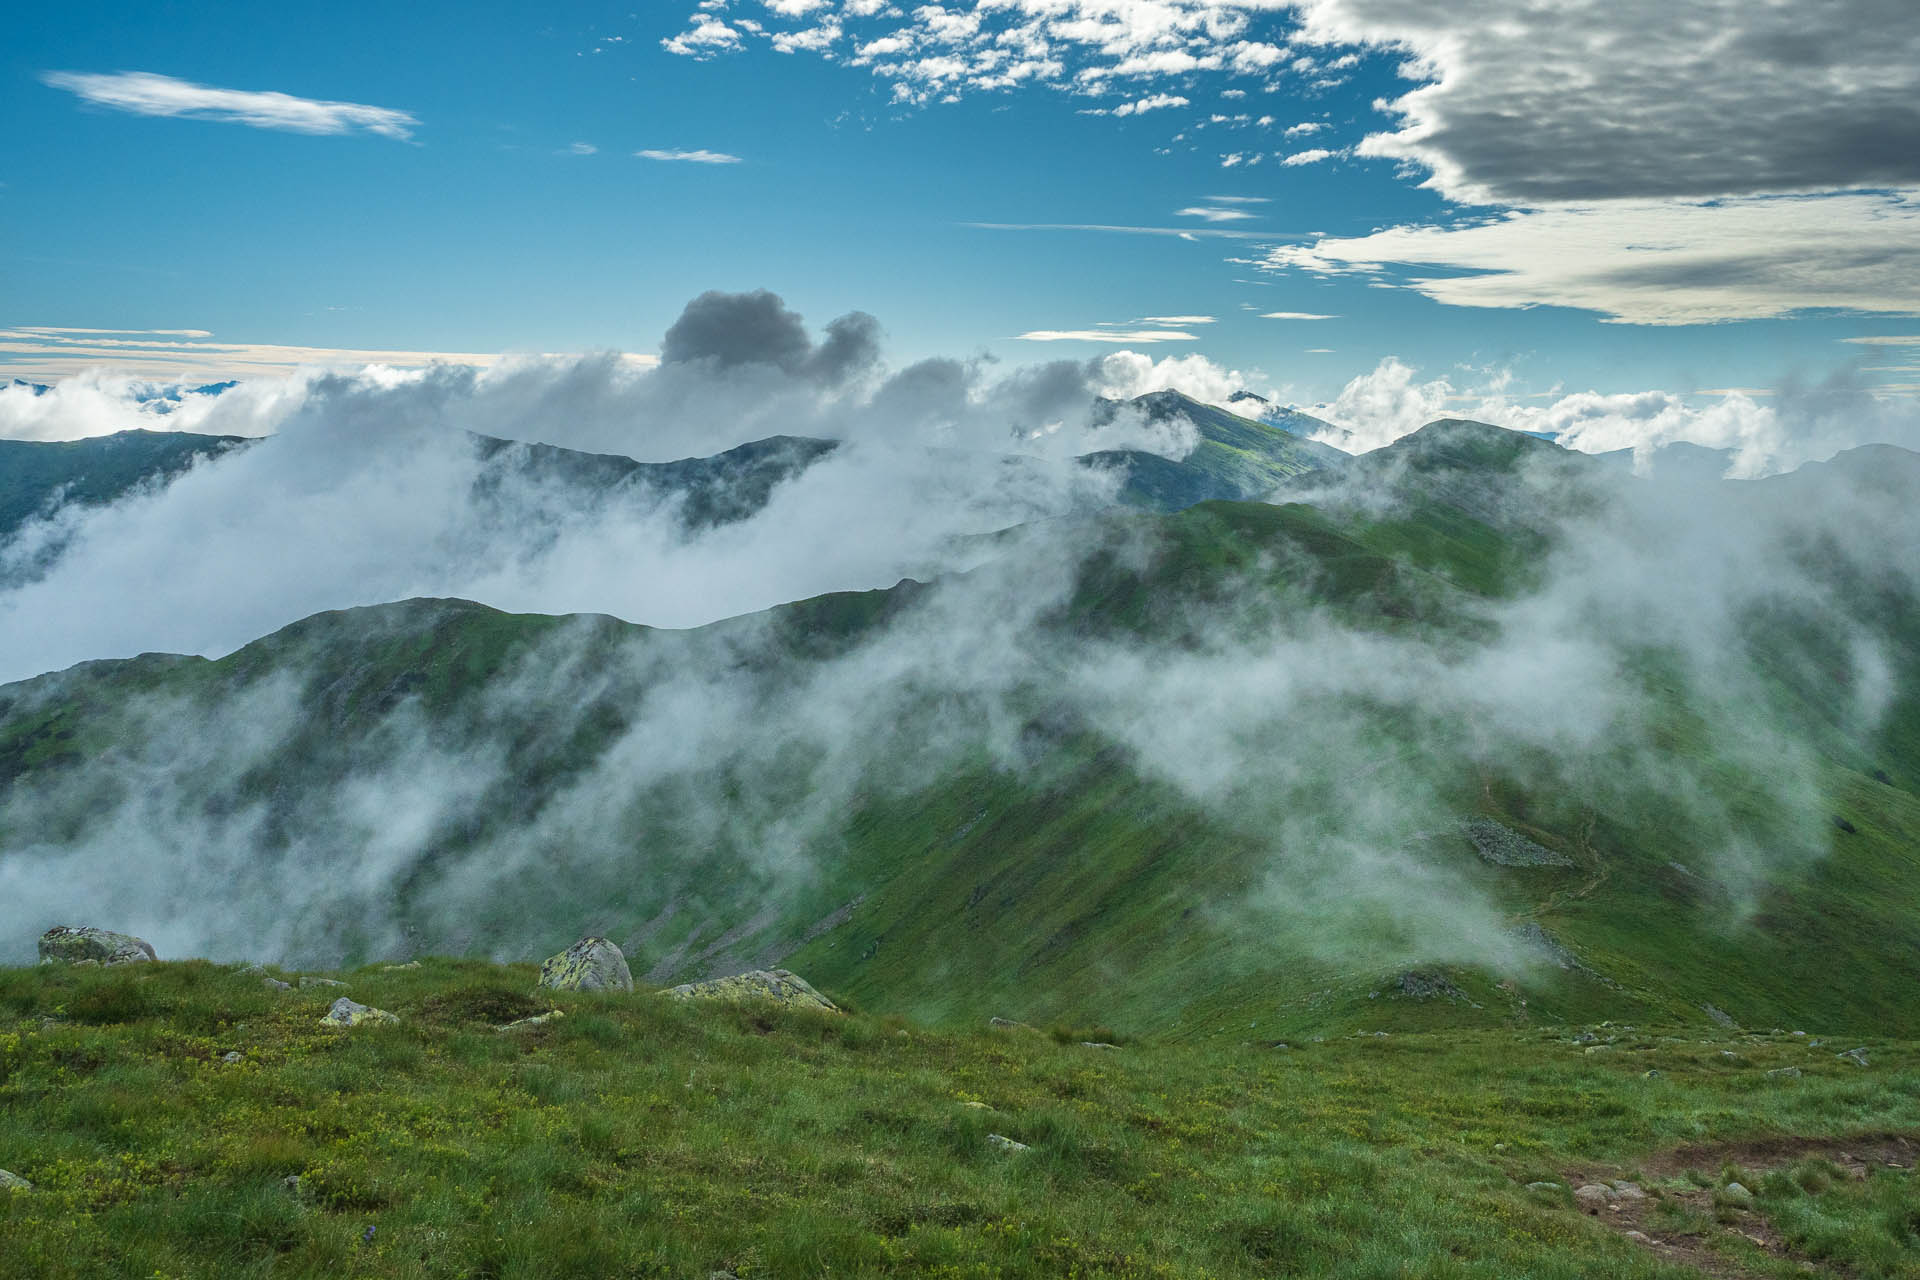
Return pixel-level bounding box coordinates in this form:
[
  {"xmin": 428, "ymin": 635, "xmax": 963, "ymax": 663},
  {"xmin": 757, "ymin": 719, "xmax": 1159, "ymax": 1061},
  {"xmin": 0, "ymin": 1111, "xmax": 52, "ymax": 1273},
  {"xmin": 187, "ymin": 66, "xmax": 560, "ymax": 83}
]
[
  {"xmin": 0, "ymin": 429, "xmax": 248, "ymax": 547},
  {"xmin": 3, "ymin": 430, "xmax": 1917, "ymax": 1043},
  {"xmin": 1083, "ymin": 390, "xmax": 1347, "ymax": 510}
]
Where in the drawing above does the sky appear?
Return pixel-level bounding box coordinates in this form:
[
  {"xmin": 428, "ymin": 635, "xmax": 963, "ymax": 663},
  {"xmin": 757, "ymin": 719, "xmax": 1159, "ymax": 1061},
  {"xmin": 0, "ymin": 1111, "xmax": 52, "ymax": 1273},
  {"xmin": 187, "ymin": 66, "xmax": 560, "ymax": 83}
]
[{"xmin": 4, "ymin": 0, "xmax": 1919, "ymax": 421}]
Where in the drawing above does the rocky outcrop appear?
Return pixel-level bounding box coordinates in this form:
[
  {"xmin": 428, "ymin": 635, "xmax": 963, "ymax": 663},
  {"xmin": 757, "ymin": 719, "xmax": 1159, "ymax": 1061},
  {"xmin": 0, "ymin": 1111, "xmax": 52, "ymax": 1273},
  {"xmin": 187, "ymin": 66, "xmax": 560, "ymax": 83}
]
[
  {"xmin": 666, "ymin": 969, "xmax": 837, "ymax": 1011},
  {"xmin": 319, "ymin": 997, "xmax": 399, "ymax": 1028},
  {"xmin": 537, "ymin": 937, "xmax": 634, "ymax": 992},
  {"xmin": 37, "ymin": 925, "xmax": 156, "ymax": 966},
  {"xmin": 1463, "ymin": 820, "xmax": 1572, "ymax": 868}
]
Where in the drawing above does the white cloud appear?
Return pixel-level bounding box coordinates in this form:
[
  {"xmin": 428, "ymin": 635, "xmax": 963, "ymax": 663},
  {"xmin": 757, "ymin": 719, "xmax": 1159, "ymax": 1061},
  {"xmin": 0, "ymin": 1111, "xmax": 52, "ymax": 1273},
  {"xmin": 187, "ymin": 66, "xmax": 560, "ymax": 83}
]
[
  {"xmin": 662, "ymin": 12, "xmax": 745, "ymax": 57},
  {"xmin": 1260, "ymin": 311, "xmax": 1335, "ymax": 319},
  {"xmin": 1177, "ymin": 205, "xmax": 1255, "ymax": 221},
  {"xmin": 1283, "ymin": 120, "xmax": 1324, "ymax": 137},
  {"xmin": 637, "ymin": 147, "xmax": 744, "ymax": 164},
  {"xmin": 1081, "ymin": 92, "xmax": 1189, "ymax": 116},
  {"xmin": 1260, "ymin": 191, "xmax": 1920, "ymax": 325},
  {"xmin": 1015, "ymin": 328, "xmax": 1200, "ymax": 343},
  {"xmin": 0, "ymin": 327, "xmax": 576, "ymax": 389},
  {"xmin": 43, "ymin": 71, "xmax": 417, "ymax": 140},
  {"xmin": 1300, "ymin": 355, "xmax": 1920, "ymax": 473},
  {"xmin": 1280, "ymin": 147, "xmax": 1333, "ymax": 165},
  {"xmin": 1135, "ymin": 315, "xmax": 1216, "ymax": 324},
  {"xmin": 563, "ymin": 141, "xmax": 598, "ymax": 155}
]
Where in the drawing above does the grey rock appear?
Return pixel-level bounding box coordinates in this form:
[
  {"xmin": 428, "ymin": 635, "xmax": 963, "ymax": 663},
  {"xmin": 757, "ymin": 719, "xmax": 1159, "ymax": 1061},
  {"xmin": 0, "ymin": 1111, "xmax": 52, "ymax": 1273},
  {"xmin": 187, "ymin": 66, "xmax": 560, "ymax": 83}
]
[
  {"xmin": 262, "ymin": 978, "xmax": 292, "ymax": 992},
  {"xmin": 1767, "ymin": 1066, "xmax": 1802, "ymax": 1079},
  {"xmin": 1839, "ymin": 1047, "xmax": 1870, "ymax": 1067},
  {"xmin": 1610, "ymin": 1181, "xmax": 1646, "ymax": 1200},
  {"xmin": 1079, "ymin": 1041, "xmax": 1119, "ymax": 1050},
  {"xmin": 37, "ymin": 925, "xmax": 156, "ymax": 967},
  {"xmin": 381, "ymin": 961, "xmax": 422, "ymax": 972},
  {"xmin": 1573, "ymin": 1183, "xmax": 1614, "ymax": 1207},
  {"xmin": 221, "ymin": 1050, "xmax": 243, "ymax": 1064},
  {"xmin": 1463, "ymin": 819, "xmax": 1573, "ymax": 867},
  {"xmin": 299, "ymin": 976, "xmax": 348, "ymax": 989},
  {"xmin": 985, "ymin": 1133, "xmax": 1031, "ymax": 1154},
  {"xmin": 988, "ymin": 1016, "xmax": 1032, "ymax": 1031},
  {"xmin": 1722, "ymin": 1181, "xmax": 1754, "ymax": 1204},
  {"xmin": 667, "ymin": 969, "xmax": 836, "ymax": 1011},
  {"xmin": 1623, "ymin": 1230, "xmax": 1652, "ymax": 1243},
  {"xmin": 1524, "ymin": 1181, "xmax": 1563, "ymax": 1193},
  {"xmin": 0, "ymin": 1169, "xmax": 30, "ymax": 1191},
  {"xmin": 1703, "ymin": 1004, "xmax": 1737, "ymax": 1028},
  {"xmin": 319, "ymin": 997, "xmax": 398, "ymax": 1028},
  {"xmin": 1394, "ymin": 970, "xmax": 1470, "ymax": 1002},
  {"xmin": 497, "ymin": 1011, "xmax": 565, "ymax": 1032},
  {"xmin": 537, "ymin": 936, "xmax": 634, "ymax": 993}
]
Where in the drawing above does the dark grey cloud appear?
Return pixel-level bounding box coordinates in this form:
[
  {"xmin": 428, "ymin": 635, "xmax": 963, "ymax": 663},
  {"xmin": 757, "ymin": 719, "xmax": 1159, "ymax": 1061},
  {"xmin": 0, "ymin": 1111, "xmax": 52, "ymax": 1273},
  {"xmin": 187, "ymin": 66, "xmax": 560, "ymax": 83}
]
[
  {"xmin": 1292, "ymin": 0, "xmax": 1920, "ymax": 203},
  {"xmin": 659, "ymin": 290, "xmax": 881, "ymax": 388}
]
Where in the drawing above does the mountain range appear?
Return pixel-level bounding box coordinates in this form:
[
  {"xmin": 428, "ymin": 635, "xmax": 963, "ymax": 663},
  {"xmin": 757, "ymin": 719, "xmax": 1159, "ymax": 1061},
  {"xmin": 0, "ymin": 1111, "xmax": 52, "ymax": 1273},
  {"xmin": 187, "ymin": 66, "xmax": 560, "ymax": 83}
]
[{"xmin": 4, "ymin": 399, "xmax": 1914, "ymax": 1042}]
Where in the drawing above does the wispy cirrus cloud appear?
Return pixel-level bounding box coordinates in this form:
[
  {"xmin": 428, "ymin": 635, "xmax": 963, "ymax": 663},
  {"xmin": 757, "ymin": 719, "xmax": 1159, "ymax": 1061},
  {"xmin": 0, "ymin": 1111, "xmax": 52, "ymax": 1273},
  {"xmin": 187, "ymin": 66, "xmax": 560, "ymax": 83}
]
[
  {"xmin": 42, "ymin": 71, "xmax": 417, "ymax": 140},
  {"xmin": 1177, "ymin": 205, "xmax": 1257, "ymax": 222},
  {"xmin": 637, "ymin": 147, "xmax": 743, "ymax": 164},
  {"xmin": 1015, "ymin": 328, "xmax": 1200, "ymax": 344},
  {"xmin": 0, "ymin": 326, "xmax": 657, "ymax": 383}
]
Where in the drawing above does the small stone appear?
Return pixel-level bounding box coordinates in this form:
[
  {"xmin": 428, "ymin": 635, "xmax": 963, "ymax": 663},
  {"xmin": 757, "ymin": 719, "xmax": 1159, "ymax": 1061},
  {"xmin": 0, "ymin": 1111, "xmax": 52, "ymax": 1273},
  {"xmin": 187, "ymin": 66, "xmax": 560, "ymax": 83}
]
[
  {"xmin": 1494, "ymin": 1143, "xmax": 1508, "ymax": 1151},
  {"xmin": 1722, "ymin": 1182, "xmax": 1754, "ymax": 1205},
  {"xmin": 262, "ymin": 978, "xmax": 292, "ymax": 992},
  {"xmin": 237, "ymin": 963, "xmax": 266, "ymax": 976},
  {"xmin": 538, "ymin": 936, "xmax": 634, "ymax": 993},
  {"xmin": 1643, "ymin": 1069, "xmax": 1663, "ymax": 1079},
  {"xmin": 988, "ymin": 1016, "xmax": 1031, "ymax": 1031},
  {"xmin": 985, "ymin": 1133, "xmax": 1030, "ymax": 1153},
  {"xmin": 1838, "ymin": 1047, "xmax": 1869, "ymax": 1068},
  {"xmin": 0, "ymin": 1170, "xmax": 30, "ymax": 1191},
  {"xmin": 1624, "ymin": 1230, "xmax": 1652, "ymax": 1243},
  {"xmin": 381, "ymin": 961, "xmax": 422, "ymax": 971},
  {"xmin": 319, "ymin": 997, "xmax": 398, "ymax": 1028},
  {"xmin": 221, "ymin": 1051, "xmax": 243, "ymax": 1064},
  {"xmin": 1767, "ymin": 1066, "xmax": 1802, "ymax": 1079},
  {"xmin": 496, "ymin": 1011, "xmax": 565, "ymax": 1032},
  {"xmin": 1524, "ymin": 1181, "xmax": 1562, "ymax": 1193},
  {"xmin": 1610, "ymin": 1181, "xmax": 1646, "ymax": 1200},
  {"xmin": 1079, "ymin": 1041, "xmax": 1118, "ymax": 1050},
  {"xmin": 282, "ymin": 1175, "xmax": 304, "ymax": 1195},
  {"xmin": 299, "ymin": 976, "xmax": 348, "ymax": 989},
  {"xmin": 961, "ymin": 1100, "xmax": 991, "ymax": 1110}
]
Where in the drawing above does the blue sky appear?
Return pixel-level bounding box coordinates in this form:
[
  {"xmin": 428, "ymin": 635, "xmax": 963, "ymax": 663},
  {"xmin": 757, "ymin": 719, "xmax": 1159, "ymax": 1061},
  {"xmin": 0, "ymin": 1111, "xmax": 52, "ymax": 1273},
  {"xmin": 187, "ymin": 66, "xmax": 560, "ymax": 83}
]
[{"xmin": 5, "ymin": 0, "xmax": 1919, "ymax": 417}]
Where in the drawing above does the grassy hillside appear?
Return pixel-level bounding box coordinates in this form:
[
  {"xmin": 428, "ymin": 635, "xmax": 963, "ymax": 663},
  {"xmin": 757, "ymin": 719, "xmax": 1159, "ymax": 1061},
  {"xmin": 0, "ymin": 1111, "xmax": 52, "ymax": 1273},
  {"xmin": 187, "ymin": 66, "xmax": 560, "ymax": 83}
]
[
  {"xmin": 0, "ymin": 429, "xmax": 248, "ymax": 548},
  {"xmin": 1, "ymin": 429, "xmax": 1917, "ymax": 1044},
  {"xmin": 0, "ymin": 959, "xmax": 1915, "ymax": 1279}
]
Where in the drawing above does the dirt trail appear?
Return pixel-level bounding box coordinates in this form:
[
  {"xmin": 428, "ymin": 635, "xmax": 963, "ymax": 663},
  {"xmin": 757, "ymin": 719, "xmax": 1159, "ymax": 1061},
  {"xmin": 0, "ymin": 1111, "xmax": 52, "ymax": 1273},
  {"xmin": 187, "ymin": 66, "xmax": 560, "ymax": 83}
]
[{"xmin": 1561, "ymin": 1133, "xmax": 1918, "ymax": 1279}]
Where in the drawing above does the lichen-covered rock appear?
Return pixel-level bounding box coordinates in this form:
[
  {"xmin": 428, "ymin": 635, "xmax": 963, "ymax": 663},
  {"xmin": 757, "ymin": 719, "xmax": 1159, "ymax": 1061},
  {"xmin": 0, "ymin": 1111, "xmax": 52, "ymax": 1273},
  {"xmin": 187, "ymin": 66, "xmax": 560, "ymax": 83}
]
[
  {"xmin": 319, "ymin": 997, "xmax": 398, "ymax": 1028},
  {"xmin": 0, "ymin": 1170, "xmax": 30, "ymax": 1191},
  {"xmin": 262, "ymin": 977, "xmax": 292, "ymax": 992},
  {"xmin": 37, "ymin": 925, "xmax": 156, "ymax": 967},
  {"xmin": 985, "ymin": 1134, "xmax": 1030, "ymax": 1154},
  {"xmin": 537, "ymin": 937, "xmax": 634, "ymax": 993},
  {"xmin": 299, "ymin": 976, "xmax": 348, "ymax": 989},
  {"xmin": 666, "ymin": 969, "xmax": 837, "ymax": 1011}
]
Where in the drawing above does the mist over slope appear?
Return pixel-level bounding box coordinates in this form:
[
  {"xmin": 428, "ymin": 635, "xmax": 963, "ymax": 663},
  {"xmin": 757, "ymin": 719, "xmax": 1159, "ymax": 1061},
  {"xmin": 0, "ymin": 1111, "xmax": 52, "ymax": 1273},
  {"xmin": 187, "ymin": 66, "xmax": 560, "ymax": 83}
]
[{"xmin": 3, "ymin": 397, "xmax": 1915, "ymax": 1035}]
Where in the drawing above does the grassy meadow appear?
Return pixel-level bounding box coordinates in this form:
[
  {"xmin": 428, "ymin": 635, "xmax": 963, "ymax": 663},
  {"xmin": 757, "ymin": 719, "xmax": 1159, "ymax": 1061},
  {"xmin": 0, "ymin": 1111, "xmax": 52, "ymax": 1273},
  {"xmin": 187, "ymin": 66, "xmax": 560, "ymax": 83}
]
[{"xmin": 1, "ymin": 958, "xmax": 1916, "ymax": 1279}]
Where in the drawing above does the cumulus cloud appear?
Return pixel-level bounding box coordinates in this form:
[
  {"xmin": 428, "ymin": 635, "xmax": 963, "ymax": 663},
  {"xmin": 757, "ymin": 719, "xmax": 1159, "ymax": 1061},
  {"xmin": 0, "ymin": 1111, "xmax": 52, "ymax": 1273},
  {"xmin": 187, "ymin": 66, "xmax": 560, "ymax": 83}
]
[
  {"xmin": 1259, "ymin": 192, "xmax": 1920, "ymax": 325},
  {"xmin": 1280, "ymin": 146, "xmax": 1333, "ymax": 165},
  {"xmin": 1287, "ymin": 0, "xmax": 1920, "ymax": 204},
  {"xmin": 0, "ymin": 291, "xmax": 1259, "ymax": 680},
  {"xmin": 1299, "ymin": 355, "xmax": 1920, "ymax": 473},
  {"xmin": 42, "ymin": 71, "xmax": 418, "ymax": 140}
]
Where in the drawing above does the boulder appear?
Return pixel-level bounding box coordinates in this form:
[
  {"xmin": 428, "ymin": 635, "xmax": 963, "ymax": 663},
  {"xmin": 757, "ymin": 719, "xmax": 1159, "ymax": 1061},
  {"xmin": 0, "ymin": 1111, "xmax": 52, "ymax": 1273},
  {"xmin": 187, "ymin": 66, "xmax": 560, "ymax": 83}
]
[
  {"xmin": 1839, "ymin": 1047, "xmax": 1870, "ymax": 1068},
  {"xmin": 0, "ymin": 1170, "xmax": 30, "ymax": 1191},
  {"xmin": 262, "ymin": 978, "xmax": 292, "ymax": 992},
  {"xmin": 666, "ymin": 969, "xmax": 836, "ymax": 1011},
  {"xmin": 37, "ymin": 925, "xmax": 155, "ymax": 967},
  {"xmin": 319, "ymin": 997, "xmax": 398, "ymax": 1028},
  {"xmin": 985, "ymin": 1134, "xmax": 1031, "ymax": 1154},
  {"xmin": 299, "ymin": 976, "xmax": 348, "ymax": 989},
  {"xmin": 537, "ymin": 937, "xmax": 634, "ymax": 993},
  {"xmin": 1573, "ymin": 1183, "xmax": 1614, "ymax": 1209}
]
